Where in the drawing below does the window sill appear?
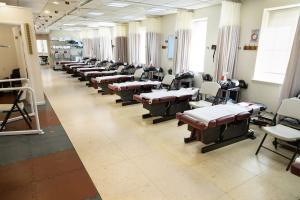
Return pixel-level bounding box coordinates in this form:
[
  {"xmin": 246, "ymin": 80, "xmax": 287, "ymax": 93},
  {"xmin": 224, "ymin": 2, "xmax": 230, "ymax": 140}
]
[{"xmin": 251, "ymin": 78, "xmax": 283, "ymax": 86}]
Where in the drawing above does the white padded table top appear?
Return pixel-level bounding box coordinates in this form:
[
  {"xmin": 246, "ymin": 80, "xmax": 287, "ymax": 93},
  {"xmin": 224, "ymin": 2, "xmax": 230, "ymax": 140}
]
[
  {"xmin": 140, "ymin": 88, "xmax": 199, "ymax": 100},
  {"xmin": 77, "ymin": 67, "xmax": 105, "ymax": 72},
  {"xmin": 69, "ymin": 65, "xmax": 90, "ymax": 69},
  {"xmin": 184, "ymin": 104, "xmax": 250, "ymax": 125},
  {"xmin": 95, "ymin": 75, "xmax": 133, "ymax": 82},
  {"xmin": 296, "ymin": 157, "xmax": 300, "ymax": 164},
  {"xmin": 112, "ymin": 81, "xmax": 161, "ymax": 88},
  {"xmin": 84, "ymin": 70, "xmax": 116, "ymax": 76}
]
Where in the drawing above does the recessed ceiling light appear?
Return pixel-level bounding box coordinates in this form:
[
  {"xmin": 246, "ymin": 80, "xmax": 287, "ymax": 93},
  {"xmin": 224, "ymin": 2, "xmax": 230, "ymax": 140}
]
[
  {"xmin": 44, "ymin": 10, "xmax": 51, "ymax": 14},
  {"xmin": 63, "ymin": 23, "xmax": 75, "ymax": 26},
  {"xmin": 52, "ymin": 1, "xmax": 59, "ymax": 5},
  {"xmin": 147, "ymin": 7, "xmax": 166, "ymax": 13},
  {"xmin": 88, "ymin": 22, "xmax": 115, "ymax": 27},
  {"xmin": 121, "ymin": 15, "xmax": 134, "ymax": 20},
  {"xmin": 88, "ymin": 12, "xmax": 104, "ymax": 16},
  {"xmin": 107, "ymin": 2, "xmax": 130, "ymax": 8},
  {"xmin": 0, "ymin": 2, "xmax": 6, "ymax": 6}
]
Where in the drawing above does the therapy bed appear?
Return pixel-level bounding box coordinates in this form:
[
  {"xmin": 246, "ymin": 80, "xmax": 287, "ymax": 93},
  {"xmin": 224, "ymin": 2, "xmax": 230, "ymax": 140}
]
[
  {"xmin": 176, "ymin": 103, "xmax": 264, "ymax": 153},
  {"xmin": 108, "ymin": 74, "xmax": 175, "ymax": 106},
  {"xmin": 79, "ymin": 64, "xmax": 125, "ymax": 82},
  {"xmin": 291, "ymin": 157, "xmax": 300, "ymax": 176},
  {"xmin": 108, "ymin": 81, "xmax": 161, "ymax": 106},
  {"xmin": 90, "ymin": 68, "xmax": 145, "ymax": 94},
  {"xmin": 133, "ymin": 88, "xmax": 198, "ymax": 124},
  {"xmin": 63, "ymin": 58, "xmax": 97, "ymax": 72}
]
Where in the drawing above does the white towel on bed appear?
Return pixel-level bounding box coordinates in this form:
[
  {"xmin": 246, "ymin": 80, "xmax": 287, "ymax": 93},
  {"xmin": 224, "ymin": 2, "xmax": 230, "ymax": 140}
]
[
  {"xmin": 184, "ymin": 104, "xmax": 250, "ymax": 125},
  {"xmin": 112, "ymin": 81, "xmax": 161, "ymax": 88},
  {"xmin": 140, "ymin": 88, "xmax": 199, "ymax": 100},
  {"xmin": 95, "ymin": 75, "xmax": 132, "ymax": 82}
]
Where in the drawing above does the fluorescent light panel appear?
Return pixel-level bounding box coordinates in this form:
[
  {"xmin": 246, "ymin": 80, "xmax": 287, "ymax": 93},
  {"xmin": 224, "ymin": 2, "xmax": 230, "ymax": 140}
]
[
  {"xmin": 63, "ymin": 23, "xmax": 75, "ymax": 26},
  {"xmin": 52, "ymin": 1, "xmax": 59, "ymax": 5},
  {"xmin": 88, "ymin": 12, "xmax": 104, "ymax": 16},
  {"xmin": 147, "ymin": 7, "xmax": 166, "ymax": 13},
  {"xmin": 0, "ymin": 2, "xmax": 6, "ymax": 6},
  {"xmin": 107, "ymin": 2, "xmax": 130, "ymax": 8}
]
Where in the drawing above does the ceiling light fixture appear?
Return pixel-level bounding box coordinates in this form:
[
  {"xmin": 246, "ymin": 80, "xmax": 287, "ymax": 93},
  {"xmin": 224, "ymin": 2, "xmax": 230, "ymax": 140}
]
[
  {"xmin": 0, "ymin": 2, "xmax": 6, "ymax": 6},
  {"xmin": 147, "ymin": 7, "xmax": 166, "ymax": 13},
  {"xmin": 88, "ymin": 22, "xmax": 115, "ymax": 27},
  {"xmin": 44, "ymin": 10, "xmax": 51, "ymax": 14},
  {"xmin": 88, "ymin": 12, "xmax": 104, "ymax": 16},
  {"xmin": 63, "ymin": 23, "xmax": 75, "ymax": 26},
  {"xmin": 52, "ymin": 1, "xmax": 59, "ymax": 5},
  {"xmin": 107, "ymin": 2, "xmax": 130, "ymax": 8},
  {"xmin": 121, "ymin": 15, "xmax": 135, "ymax": 20}
]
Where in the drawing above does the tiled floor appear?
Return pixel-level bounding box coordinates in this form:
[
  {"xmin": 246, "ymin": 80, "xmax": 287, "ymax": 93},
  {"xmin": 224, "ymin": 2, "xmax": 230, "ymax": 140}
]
[
  {"xmin": 0, "ymin": 95, "xmax": 101, "ymax": 200},
  {"xmin": 40, "ymin": 66, "xmax": 300, "ymax": 200}
]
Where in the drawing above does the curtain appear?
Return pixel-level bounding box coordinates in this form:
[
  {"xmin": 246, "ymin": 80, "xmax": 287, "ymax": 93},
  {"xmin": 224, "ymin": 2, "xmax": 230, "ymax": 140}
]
[
  {"xmin": 98, "ymin": 27, "xmax": 113, "ymax": 61},
  {"xmin": 80, "ymin": 28, "xmax": 113, "ymax": 61},
  {"xmin": 128, "ymin": 22, "xmax": 141, "ymax": 65},
  {"xmin": 114, "ymin": 25, "xmax": 128, "ymax": 63},
  {"xmin": 145, "ymin": 18, "xmax": 161, "ymax": 67},
  {"xmin": 278, "ymin": 16, "xmax": 300, "ymax": 104},
  {"xmin": 173, "ymin": 11, "xmax": 193, "ymax": 74},
  {"xmin": 215, "ymin": 1, "xmax": 241, "ymax": 80}
]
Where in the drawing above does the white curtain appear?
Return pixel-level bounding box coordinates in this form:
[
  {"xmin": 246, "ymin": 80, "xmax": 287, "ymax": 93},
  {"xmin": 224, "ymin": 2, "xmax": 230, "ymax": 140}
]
[
  {"xmin": 98, "ymin": 27, "xmax": 113, "ymax": 61},
  {"xmin": 113, "ymin": 25, "xmax": 128, "ymax": 63},
  {"xmin": 145, "ymin": 18, "xmax": 161, "ymax": 67},
  {"xmin": 128, "ymin": 22, "xmax": 141, "ymax": 65},
  {"xmin": 279, "ymin": 16, "xmax": 300, "ymax": 104},
  {"xmin": 215, "ymin": 0, "xmax": 241, "ymax": 80},
  {"xmin": 173, "ymin": 11, "xmax": 193, "ymax": 74},
  {"xmin": 80, "ymin": 28, "xmax": 113, "ymax": 61}
]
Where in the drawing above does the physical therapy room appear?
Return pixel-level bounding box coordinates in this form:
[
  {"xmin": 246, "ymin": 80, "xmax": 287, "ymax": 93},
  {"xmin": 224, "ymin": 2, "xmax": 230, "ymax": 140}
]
[{"xmin": 0, "ymin": 0, "xmax": 300, "ymax": 199}]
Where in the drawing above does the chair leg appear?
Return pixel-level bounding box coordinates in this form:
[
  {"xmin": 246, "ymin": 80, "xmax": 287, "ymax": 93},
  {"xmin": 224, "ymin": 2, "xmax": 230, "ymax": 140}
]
[
  {"xmin": 286, "ymin": 146, "xmax": 299, "ymax": 171},
  {"xmin": 23, "ymin": 108, "xmax": 32, "ymax": 122},
  {"xmin": 15, "ymin": 104, "xmax": 32, "ymax": 129},
  {"xmin": 0, "ymin": 104, "xmax": 17, "ymax": 131},
  {"xmin": 256, "ymin": 133, "xmax": 268, "ymax": 155}
]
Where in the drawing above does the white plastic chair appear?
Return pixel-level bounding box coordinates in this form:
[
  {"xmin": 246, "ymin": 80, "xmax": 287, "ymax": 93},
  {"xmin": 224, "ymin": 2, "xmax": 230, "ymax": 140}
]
[
  {"xmin": 189, "ymin": 82, "xmax": 221, "ymax": 109},
  {"xmin": 256, "ymin": 98, "xmax": 300, "ymax": 170}
]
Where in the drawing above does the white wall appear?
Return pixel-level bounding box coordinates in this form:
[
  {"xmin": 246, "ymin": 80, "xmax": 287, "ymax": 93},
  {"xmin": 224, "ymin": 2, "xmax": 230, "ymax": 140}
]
[
  {"xmin": 236, "ymin": 0, "xmax": 300, "ymax": 112},
  {"xmin": 160, "ymin": 0, "xmax": 300, "ymax": 112},
  {"xmin": 0, "ymin": 24, "xmax": 18, "ymax": 78},
  {"xmin": 0, "ymin": 5, "xmax": 45, "ymax": 104}
]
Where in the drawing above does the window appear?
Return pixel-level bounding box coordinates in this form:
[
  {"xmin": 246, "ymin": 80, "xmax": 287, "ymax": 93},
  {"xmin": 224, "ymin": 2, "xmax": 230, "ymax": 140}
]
[
  {"xmin": 253, "ymin": 6, "xmax": 300, "ymax": 84},
  {"xmin": 36, "ymin": 40, "xmax": 48, "ymax": 54},
  {"xmin": 167, "ymin": 35, "xmax": 175, "ymax": 59},
  {"xmin": 189, "ymin": 18, "xmax": 208, "ymax": 73}
]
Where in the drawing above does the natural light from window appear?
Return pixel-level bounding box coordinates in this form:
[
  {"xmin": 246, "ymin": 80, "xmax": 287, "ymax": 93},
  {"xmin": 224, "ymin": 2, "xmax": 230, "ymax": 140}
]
[
  {"xmin": 36, "ymin": 40, "xmax": 48, "ymax": 54},
  {"xmin": 189, "ymin": 18, "xmax": 207, "ymax": 73},
  {"xmin": 253, "ymin": 6, "xmax": 300, "ymax": 84}
]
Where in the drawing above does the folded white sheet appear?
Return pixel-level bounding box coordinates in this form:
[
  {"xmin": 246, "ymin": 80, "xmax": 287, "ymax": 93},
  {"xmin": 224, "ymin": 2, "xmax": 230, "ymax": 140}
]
[
  {"xmin": 95, "ymin": 75, "xmax": 132, "ymax": 82},
  {"xmin": 77, "ymin": 67, "xmax": 105, "ymax": 72},
  {"xmin": 184, "ymin": 104, "xmax": 250, "ymax": 125},
  {"xmin": 112, "ymin": 81, "xmax": 161, "ymax": 88},
  {"xmin": 140, "ymin": 88, "xmax": 199, "ymax": 100}
]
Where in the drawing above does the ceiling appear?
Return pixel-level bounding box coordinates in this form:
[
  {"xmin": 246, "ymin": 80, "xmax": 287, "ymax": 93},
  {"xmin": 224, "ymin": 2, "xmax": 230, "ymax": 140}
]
[{"xmin": 1, "ymin": 0, "xmax": 222, "ymax": 33}]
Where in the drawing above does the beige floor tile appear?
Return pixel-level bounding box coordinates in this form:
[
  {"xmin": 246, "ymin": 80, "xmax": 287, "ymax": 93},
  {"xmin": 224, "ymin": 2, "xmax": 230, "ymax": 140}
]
[
  {"xmin": 191, "ymin": 156, "xmax": 256, "ymax": 192},
  {"xmin": 227, "ymin": 176, "xmax": 299, "ymax": 200},
  {"xmin": 105, "ymin": 183, "xmax": 168, "ymax": 200},
  {"xmin": 41, "ymin": 68, "xmax": 298, "ymax": 200},
  {"xmin": 91, "ymin": 160, "xmax": 152, "ymax": 199}
]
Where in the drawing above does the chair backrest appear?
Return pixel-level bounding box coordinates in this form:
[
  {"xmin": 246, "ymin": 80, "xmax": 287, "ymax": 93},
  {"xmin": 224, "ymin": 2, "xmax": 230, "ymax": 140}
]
[
  {"xmin": 134, "ymin": 68, "xmax": 144, "ymax": 80},
  {"xmin": 193, "ymin": 73, "xmax": 204, "ymax": 89},
  {"xmin": 199, "ymin": 82, "xmax": 220, "ymax": 98},
  {"xmin": 117, "ymin": 65, "xmax": 125, "ymax": 73},
  {"xmin": 278, "ymin": 98, "xmax": 300, "ymax": 121},
  {"xmin": 161, "ymin": 74, "xmax": 175, "ymax": 86}
]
